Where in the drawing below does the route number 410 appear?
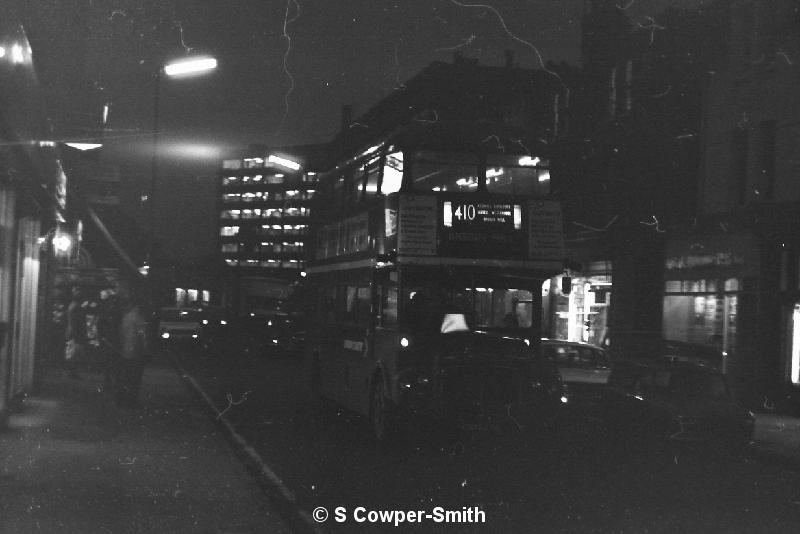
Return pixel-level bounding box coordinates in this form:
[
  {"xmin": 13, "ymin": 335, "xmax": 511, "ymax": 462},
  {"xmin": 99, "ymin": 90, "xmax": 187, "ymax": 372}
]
[{"xmin": 453, "ymin": 204, "xmax": 477, "ymax": 221}]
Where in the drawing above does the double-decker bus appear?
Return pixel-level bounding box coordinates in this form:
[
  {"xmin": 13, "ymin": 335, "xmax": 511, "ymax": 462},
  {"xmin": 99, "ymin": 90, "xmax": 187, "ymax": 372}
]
[{"xmin": 305, "ymin": 142, "xmax": 565, "ymax": 439}]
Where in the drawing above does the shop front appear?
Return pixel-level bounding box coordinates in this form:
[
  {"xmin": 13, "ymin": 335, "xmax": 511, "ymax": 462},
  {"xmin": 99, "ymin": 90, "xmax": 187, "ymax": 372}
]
[
  {"xmin": 544, "ymin": 261, "xmax": 612, "ymax": 347},
  {"xmin": 662, "ymin": 229, "xmax": 767, "ymax": 406}
]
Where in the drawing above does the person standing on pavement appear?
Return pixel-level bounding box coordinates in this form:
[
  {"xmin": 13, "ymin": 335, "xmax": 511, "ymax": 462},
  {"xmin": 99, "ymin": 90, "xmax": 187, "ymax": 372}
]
[
  {"xmin": 97, "ymin": 287, "xmax": 121, "ymax": 400},
  {"xmin": 116, "ymin": 282, "xmax": 149, "ymax": 408},
  {"xmin": 64, "ymin": 286, "xmax": 87, "ymax": 378}
]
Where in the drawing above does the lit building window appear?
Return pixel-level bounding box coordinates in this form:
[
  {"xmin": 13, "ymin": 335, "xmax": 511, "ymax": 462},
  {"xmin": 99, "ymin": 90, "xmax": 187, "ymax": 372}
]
[
  {"xmin": 225, "ymin": 258, "xmax": 239, "ymax": 266},
  {"xmin": 222, "ymin": 176, "xmax": 239, "ymax": 186},
  {"xmin": 221, "ymin": 243, "xmax": 239, "ymax": 253},
  {"xmin": 244, "ymin": 157, "xmax": 264, "ymax": 168},
  {"xmin": 261, "ymin": 259, "xmax": 280, "ymax": 268},
  {"xmin": 303, "ymin": 172, "xmax": 318, "ymax": 182},
  {"xmin": 285, "ymin": 190, "xmax": 300, "ymax": 198},
  {"xmin": 244, "ymin": 259, "xmax": 259, "ymax": 267},
  {"xmin": 241, "ymin": 209, "xmax": 261, "ymax": 219},
  {"xmin": 222, "ymin": 159, "xmax": 242, "ymax": 169},
  {"xmin": 188, "ymin": 289, "xmax": 198, "ymax": 302},
  {"xmin": 305, "ymin": 190, "xmax": 316, "ymax": 199},
  {"xmin": 264, "ymin": 208, "xmax": 283, "ymax": 218},
  {"xmin": 202, "ymin": 290, "xmax": 210, "ymax": 303},
  {"xmin": 220, "ymin": 226, "xmax": 240, "ymax": 237},
  {"xmin": 223, "ymin": 193, "xmax": 241, "ymax": 203},
  {"xmin": 242, "ymin": 192, "xmax": 259, "ymax": 202},
  {"xmin": 221, "ymin": 209, "xmax": 241, "ymax": 219},
  {"xmin": 282, "ymin": 241, "xmax": 304, "ymax": 253},
  {"xmin": 284, "ymin": 224, "xmax": 307, "ymax": 235},
  {"xmin": 267, "ymin": 175, "xmax": 285, "ymax": 184}
]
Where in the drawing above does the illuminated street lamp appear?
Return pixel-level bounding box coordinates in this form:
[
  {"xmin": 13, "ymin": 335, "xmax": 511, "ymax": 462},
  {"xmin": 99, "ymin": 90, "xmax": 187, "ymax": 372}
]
[{"xmin": 148, "ymin": 55, "xmax": 217, "ymax": 264}]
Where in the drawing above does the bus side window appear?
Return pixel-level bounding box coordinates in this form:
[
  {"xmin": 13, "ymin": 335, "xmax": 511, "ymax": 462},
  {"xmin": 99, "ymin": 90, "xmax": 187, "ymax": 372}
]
[
  {"xmin": 346, "ymin": 286, "xmax": 358, "ymax": 322},
  {"xmin": 356, "ymin": 287, "xmax": 371, "ymax": 324},
  {"xmin": 381, "ymin": 286, "xmax": 398, "ymax": 326}
]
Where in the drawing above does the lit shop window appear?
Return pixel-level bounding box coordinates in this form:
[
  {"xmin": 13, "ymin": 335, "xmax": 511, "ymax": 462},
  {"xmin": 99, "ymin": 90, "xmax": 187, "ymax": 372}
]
[
  {"xmin": 241, "ymin": 209, "xmax": 261, "ymax": 219},
  {"xmin": 220, "ymin": 226, "xmax": 240, "ymax": 237},
  {"xmin": 267, "ymin": 174, "xmax": 285, "ymax": 184},
  {"xmin": 221, "ymin": 243, "xmax": 239, "ymax": 253},
  {"xmin": 222, "ymin": 176, "xmax": 239, "ymax": 186},
  {"xmin": 225, "ymin": 258, "xmax": 239, "ymax": 266},
  {"xmin": 223, "ymin": 193, "xmax": 241, "ymax": 204},
  {"xmin": 220, "ymin": 209, "xmax": 240, "ymax": 219}
]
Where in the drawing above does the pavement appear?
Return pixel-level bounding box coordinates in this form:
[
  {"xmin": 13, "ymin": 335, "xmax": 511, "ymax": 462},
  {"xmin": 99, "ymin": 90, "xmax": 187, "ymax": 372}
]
[
  {"xmin": 0, "ymin": 353, "xmax": 296, "ymax": 534},
  {"xmin": 2, "ymin": 352, "xmax": 799, "ymax": 534}
]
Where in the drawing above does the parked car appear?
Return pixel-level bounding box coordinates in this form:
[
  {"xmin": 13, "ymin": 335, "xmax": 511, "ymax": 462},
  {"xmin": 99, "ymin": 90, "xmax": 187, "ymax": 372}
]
[
  {"xmin": 541, "ymin": 338, "xmax": 610, "ymax": 405},
  {"xmin": 602, "ymin": 356, "xmax": 755, "ymax": 456},
  {"xmin": 158, "ymin": 307, "xmax": 203, "ymax": 342}
]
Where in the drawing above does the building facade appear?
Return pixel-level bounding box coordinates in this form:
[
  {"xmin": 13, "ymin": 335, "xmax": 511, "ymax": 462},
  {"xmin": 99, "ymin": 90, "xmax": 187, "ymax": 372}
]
[
  {"xmin": 549, "ymin": 0, "xmax": 730, "ymax": 354},
  {"xmin": 217, "ymin": 145, "xmax": 328, "ymax": 316},
  {"xmin": 0, "ymin": 16, "xmax": 69, "ymax": 424},
  {"xmin": 662, "ymin": 0, "xmax": 800, "ymax": 406}
]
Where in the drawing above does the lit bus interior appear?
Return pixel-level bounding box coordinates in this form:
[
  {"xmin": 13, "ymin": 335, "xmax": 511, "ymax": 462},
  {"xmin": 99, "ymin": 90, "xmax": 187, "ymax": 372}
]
[{"xmin": 399, "ymin": 276, "xmax": 536, "ymax": 333}]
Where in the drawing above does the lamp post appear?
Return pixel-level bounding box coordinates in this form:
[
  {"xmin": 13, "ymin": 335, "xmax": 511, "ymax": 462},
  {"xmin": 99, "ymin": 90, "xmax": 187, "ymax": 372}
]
[{"xmin": 147, "ymin": 56, "xmax": 217, "ymax": 267}]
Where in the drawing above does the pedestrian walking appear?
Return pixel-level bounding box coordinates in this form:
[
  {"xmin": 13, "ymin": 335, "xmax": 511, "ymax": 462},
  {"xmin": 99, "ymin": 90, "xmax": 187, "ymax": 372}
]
[
  {"xmin": 64, "ymin": 286, "xmax": 87, "ymax": 378},
  {"xmin": 116, "ymin": 283, "xmax": 148, "ymax": 408}
]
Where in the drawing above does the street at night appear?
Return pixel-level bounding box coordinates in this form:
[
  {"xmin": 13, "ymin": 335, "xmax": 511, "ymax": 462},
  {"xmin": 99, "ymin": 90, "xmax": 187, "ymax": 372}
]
[
  {"xmin": 170, "ymin": 342, "xmax": 800, "ymax": 533},
  {"xmin": 3, "ymin": 1, "xmax": 800, "ymax": 533}
]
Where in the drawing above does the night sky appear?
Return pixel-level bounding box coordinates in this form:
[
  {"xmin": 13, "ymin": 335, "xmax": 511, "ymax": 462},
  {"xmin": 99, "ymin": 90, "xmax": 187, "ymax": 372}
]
[{"xmin": 16, "ymin": 0, "xmax": 707, "ymax": 262}]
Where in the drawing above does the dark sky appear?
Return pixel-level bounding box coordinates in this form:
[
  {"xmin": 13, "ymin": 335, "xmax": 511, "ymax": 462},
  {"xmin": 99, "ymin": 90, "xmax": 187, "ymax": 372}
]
[{"xmin": 17, "ymin": 0, "xmax": 706, "ymax": 262}]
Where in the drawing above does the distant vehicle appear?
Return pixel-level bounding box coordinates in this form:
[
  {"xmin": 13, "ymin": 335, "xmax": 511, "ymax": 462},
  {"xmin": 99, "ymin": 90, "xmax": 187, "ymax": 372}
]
[
  {"xmin": 158, "ymin": 307, "xmax": 203, "ymax": 342},
  {"xmin": 197, "ymin": 308, "xmax": 232, "ymax": 349},
  {"xmin": 263, "ymin": 312, "xmax": 306, "ymax": 356},
  {"xmin": 602, "ymin": 356, "xmax": 755, "ymax": 456},
  {"xmin": 541, "ymin": 339, "xmax": 610, "ymax": 405}
]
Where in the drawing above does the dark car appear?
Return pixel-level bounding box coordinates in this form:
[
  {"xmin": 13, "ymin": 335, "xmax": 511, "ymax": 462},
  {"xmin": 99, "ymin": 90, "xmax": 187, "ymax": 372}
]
[
  {"xmin": 263, "ymin": 312, "xmax": 306, "ymax": 356},
  {"xmin": 602, "ymin": 357, "xmax": 755, "ymax": 457},
  {"xmin": 541, "ymin": 338, "xmax": 610, "ymax": 406},
  {"xmin": 394, "ymin": 316, "xmax": 565, "ymax": 434},
  {"xmin": 158, "ymin": 307, "xmax": 203, "ymax": 342}
]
